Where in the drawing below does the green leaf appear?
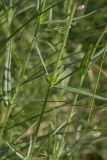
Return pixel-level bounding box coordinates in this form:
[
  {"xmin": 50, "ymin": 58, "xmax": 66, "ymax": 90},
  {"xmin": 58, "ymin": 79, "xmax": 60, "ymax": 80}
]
[
  {"xmin": 55, "ymin": 85, "xmax": 107, "ymax": 101},
  {"xmin": 80, "ymin": 44, "xmax": 93, "ymax": 76}
]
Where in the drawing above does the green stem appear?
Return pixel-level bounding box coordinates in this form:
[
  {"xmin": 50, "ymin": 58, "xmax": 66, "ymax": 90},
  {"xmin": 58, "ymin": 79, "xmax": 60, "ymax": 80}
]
[
  {"xmin": 0, "ymin": 0, "xmax": 42, "ymax": 142},
  {"xmin": 73, "ymin": 43, "xmax": 107, "ymax": 160},
  {"xmin": 29, "ymin": 85, "xmax": 50, "ymax": 158},
  {"xmin": 56, "ymin": 74, "xmax": 85, "ymax": 159},
  {"xmin": 0, "ymin": 1, "xmax": 13, "ymax": 141},
  {"xmin": 52, "ymin": 1, "xmax": 77, "ymax": 86}
]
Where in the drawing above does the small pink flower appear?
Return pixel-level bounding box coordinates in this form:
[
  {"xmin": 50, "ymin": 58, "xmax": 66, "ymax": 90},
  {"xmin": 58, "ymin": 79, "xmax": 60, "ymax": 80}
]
[{"xmin": 77, "ymin": 4, "xmax": 85, "ymax": 11}]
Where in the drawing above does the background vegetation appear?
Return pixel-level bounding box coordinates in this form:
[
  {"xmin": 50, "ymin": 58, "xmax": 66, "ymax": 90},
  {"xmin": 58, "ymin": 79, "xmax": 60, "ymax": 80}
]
[{"xmin": 0, "ymin": 0, "xmax": 107, "ymax": 159}]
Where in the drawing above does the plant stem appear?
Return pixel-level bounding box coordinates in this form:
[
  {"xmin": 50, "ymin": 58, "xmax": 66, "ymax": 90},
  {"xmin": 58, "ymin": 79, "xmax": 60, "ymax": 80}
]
[
  {"xmin": 29, "ymin": 85, "xmax": 50, "ymax": 158},
  {"xmin": 73, "ymin": 43, "xmax": 107, "ymax": 160},
  {"xmin": 52, "ymin": 1, "xmax": 77, "ymax": 85}
]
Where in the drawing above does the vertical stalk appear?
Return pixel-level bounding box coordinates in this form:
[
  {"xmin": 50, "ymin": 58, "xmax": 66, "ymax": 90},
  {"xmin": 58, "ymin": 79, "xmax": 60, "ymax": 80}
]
[
  {"xmin": 29, "ymin": 85, "xmax": 50, "ymax": 159},
  {"xmin": 54, "ymin": 1, "xmax": 78, "ymax": 158},
  {"xmin": 73, "ymin": 43, "xmax": 107, "ymax": 160},
  {"xmin": 52, "ymin": 1, "xmax": 77, "ymax": 86},
  {"xmin": 56, "ymin": 74, "xmax": 85, "ymax": 159},
  {"xmin": 0, "ymin": 0, "xmax": 13, "ymax": 141}
]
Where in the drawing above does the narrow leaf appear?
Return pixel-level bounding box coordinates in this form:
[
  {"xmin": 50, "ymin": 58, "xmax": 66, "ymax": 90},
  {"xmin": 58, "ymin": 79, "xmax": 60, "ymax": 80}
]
[{"xmin": 55, "ymin": 85, "xmax": 107, "ymax": 101}]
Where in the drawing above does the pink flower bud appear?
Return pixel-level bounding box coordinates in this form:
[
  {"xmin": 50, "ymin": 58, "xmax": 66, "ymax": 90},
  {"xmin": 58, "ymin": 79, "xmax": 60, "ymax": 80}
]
[{"xmin": 77, "ymin": 5, "xmax": 85, "ymax": 11}]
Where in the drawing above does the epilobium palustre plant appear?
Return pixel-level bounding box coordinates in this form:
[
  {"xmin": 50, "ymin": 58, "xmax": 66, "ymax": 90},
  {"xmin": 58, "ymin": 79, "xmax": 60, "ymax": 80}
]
[{"xmin": 0, "ymin": 0, "xmax": 107, "ymax": 160}]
